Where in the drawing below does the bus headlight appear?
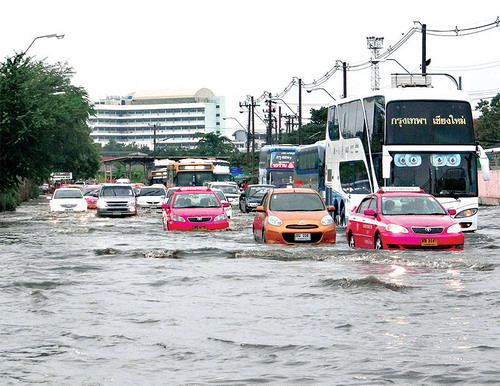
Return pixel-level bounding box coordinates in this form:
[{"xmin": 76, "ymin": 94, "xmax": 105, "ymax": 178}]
[
  {"xmin": 454, "ymin": 208, "xmax": 478, "ymax": 218},
  {"xmin": 447, "ymin": 223, "xmax": 462, "ymax": 234},
  {"xmin": 386, "ymin": 224, "xmax": 408, "ymax": 233},
  {"xmin": 267, "ymin": 215, "xmax": 282, "ymax": 226}
]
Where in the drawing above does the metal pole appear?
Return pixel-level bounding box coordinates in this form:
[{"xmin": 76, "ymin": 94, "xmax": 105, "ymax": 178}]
[
  {"xmin": 251, "ymin": 96, "xmax": 256, "ymax": 179},
  {"xmin": 422, "ymin": 23, "xmax": 427, "ymax": 75},
  {"xmin": 267, "ymin": 97, "xmax": 273, "ymax": 145},
  {"xmin": 342, "ymin": 62, "xmax": 347, "ymax": 98},
  {"xmin": 298, "ymin": 78, "xmax": 302, "ymax": 131}
]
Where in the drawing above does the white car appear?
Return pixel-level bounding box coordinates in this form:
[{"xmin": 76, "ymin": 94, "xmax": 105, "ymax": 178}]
[
  {"xmin": 49, "ymin": 188, "xmax": 88, "ymax": 212},
  {"xmin": 208, "ymin": 182, "xmax": 240, "ymax": 206},
  {"xmin": 212, "ymin": 188, "xmax": 233, "ymax": 219},
  {"xmin": 136, "ymin": 185, "xmax": 167, "ymax": 208}
]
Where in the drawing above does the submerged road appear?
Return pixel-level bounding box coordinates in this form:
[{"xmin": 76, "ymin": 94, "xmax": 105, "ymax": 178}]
[{"xmin": 1, "ymin": 197, "xmax": 499, "ymax": 384}]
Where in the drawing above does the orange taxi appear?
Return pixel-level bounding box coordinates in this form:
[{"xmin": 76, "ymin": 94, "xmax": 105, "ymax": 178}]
[{"xmin": 252, "ymin": 188, "xmax": 336, "ymax": 244}]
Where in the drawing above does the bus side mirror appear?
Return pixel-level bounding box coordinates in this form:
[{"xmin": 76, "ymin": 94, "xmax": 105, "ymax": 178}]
[
  {"xmin": 382, "ymin": 147, "xmax": 393, "ymax": 179},
  {"xmin": 477, "ymin": 145, "xmax": 490, "ymax": 181}
]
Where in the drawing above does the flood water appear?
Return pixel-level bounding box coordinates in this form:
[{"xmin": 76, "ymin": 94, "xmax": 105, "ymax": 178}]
[{"xmin": 1, "ymin": 197, "xmax": 499, "ymax": 385}]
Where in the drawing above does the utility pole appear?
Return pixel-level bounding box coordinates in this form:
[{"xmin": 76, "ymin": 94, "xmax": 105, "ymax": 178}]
[
  {"xmin": 422, "ymin": 23, "xmax": 427, "ymax": 75},
  {"xmin": 367, "ymin": 36, "xmax": 384, "ymax": 91},
  {"xmin": 240, "ymin": 98, "xmax": 258, "ymax": 178},
  {"xmin": 278, "ymin": 106, "xmax": 282, "ymax": 143},
  {"xmin": 298, "ymin": 78, "xmax": 302, "ymax": 131},
  {"xmin": 342, "ymin": 62, "xmax": 347, "ymax": 98},
  {"xmin": 265, "ymin": 95, "xmax": 275, "ymax": 145}
]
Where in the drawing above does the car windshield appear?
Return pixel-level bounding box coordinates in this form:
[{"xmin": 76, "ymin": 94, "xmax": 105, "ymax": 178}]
[
  {"xmin": 101, "ymin": 187, "xmax": 134, "ymax": 196},
  {"xmin": 83, "ymin": 188, "xmax": 100, "ymax": 196},
  {"xmin": 173, "ymin": 193, "xmax": 220, "ymax": 208},
  {"xmin": 214, "ymin": 191, "xmax": 226, "ymax": 201},
  {"xmin": 248, "ymin": 187, "xmax": 272, "ymax": 198},
  {"xmin": 54, "ymin": 190, "xmax": 83, "ymax": 199},
  {"xmin": 381, "ymin": 196, "xmax": 447, "ymax": 215},
  {"xmin": 269, "ymin": 193, "xmax": 325, "ymax": 211},
  {"xmin": 139, "ymin": 188, "xmax": 165, "ymax": 196}
]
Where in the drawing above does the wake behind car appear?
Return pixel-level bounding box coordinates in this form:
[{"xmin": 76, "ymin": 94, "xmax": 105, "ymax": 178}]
[
  {"xmin": 49, "ymin": 187, "xmax": 88, "ymax": 212},
  {"xmin": 253, "ymin": 187, "xmax": 336, "ymax": 244},
  {"xmin": 161, "ymin": 186, "xmax": 230, "ymax": 231},
  {"xmin": 346, "ymin": 187, "xmax": 464, "ymax": 250},
  {"xmin": 97, "ymin": 184, "xmax": 137, "ymax": 216}
]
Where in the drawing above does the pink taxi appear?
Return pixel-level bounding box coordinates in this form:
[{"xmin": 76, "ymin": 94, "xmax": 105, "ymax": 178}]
[
  {"xmin": 161, "ymin": 187, "xmax": 230, "ymax": 231},
  {"xmin": 346, "ymin": 187, "xmax": 464, "ymax": 251},
  {"xmin": 81, "ymin": 185, "xmax": 101, "ymax": 209}
]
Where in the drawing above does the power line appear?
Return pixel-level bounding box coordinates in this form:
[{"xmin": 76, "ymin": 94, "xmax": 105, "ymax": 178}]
[{"xmin": 243, "ymin": 17, "xmax": 500, "ymax": 106}]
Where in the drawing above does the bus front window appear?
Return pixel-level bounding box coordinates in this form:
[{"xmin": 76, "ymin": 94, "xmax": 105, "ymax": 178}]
[
  {"xmin": 269, "ymin": 171, "xmax": 294, "ymax": 187},
  {"xmin": 390, "ymin": 152, "xmax": 477, "ymax": 197}
]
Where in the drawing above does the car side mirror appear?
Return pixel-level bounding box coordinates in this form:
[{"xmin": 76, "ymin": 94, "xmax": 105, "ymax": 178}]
[
  {"xmin": 222, "ymin": 202, "xmax": 231, "ymax": 207},
  {"xmin": 363, "ymin": 208, "xmax": 376, "ymax": 216},
  {"xmin": 161, "ymin": 203, "xmax": 170, "ymax": 209},
  {"xmin": 256, "ymin": 205, "xmax": 265, "ymax": 212},
  {"xmin": 327, "ymin": 205, "xmax": 335, "ymax": 212},
  {"xmin": 447, "ymin": 208, "xmax": 457, "ymax": 215}
]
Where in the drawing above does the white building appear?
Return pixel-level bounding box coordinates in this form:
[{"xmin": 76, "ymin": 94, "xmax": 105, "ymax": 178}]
[{"xmin": 89, "ymin": 88, "xmax": 226, "ymax": 150}]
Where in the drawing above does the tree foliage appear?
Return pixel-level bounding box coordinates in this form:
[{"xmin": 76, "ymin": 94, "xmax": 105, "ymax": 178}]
[
  {"xmin": 192, "ymin": 132, "xmax": 237, "ymax": 156},
  {"xmin": 475, "ymin": 94, "xmax": 500, "ymax": 147},
  {"xmin": 0, "ymin": 54, "xmax": 100, "ymax": 192},
  {"xmin": 282, "ymin": 107, "xmax": 327, "ymax": 145}
]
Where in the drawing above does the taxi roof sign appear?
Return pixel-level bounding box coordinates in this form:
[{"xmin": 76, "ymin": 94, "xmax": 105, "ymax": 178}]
[{"xmin": 378, "ymin": 187, "xmax": 424, "ymax": 193}]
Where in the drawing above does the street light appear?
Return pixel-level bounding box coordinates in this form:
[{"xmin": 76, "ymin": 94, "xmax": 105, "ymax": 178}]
[
  {"xmin": 306, "ymin": 87, "xmax": 336, "ymax": 101},
  {"xmin": 223, "ymin": 117, "xmax": 246, "ymax": 131},
  {"xmin": 24, "ymin": 33, "xmax": 65, "ymax": 54}
]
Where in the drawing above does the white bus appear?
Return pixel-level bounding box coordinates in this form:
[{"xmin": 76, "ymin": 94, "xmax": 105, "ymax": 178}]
[{"xmin": 325, "ymin": 83, "xmax": 490, "ymax": 231}]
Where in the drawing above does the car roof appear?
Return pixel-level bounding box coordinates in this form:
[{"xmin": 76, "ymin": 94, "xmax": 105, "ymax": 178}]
[
  {"xmin": 248, "ymin": 184, "xmax": 275, "ymax": 188},
  {"xmin": 172, "ymin": 186, "xmax": 215, "ymax": 194},
  {"xmin": 270, "ymin": 187, "xmax": 319, "ymax": 194},
  {"xmin": 55, "ymin": 187, "xmax": 81, "ymax": 191}
]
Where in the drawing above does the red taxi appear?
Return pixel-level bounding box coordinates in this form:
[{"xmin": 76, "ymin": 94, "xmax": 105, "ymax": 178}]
[
  {"xmin": 81, "ymin": 185, "xmax": 101, "ymax": 209},
  {"xmin": 161, "ymin": 187, "xmax": 230, "ymax": 231},
  {"xmin": 346, "ymin": 187, "xmax": 464, "ymax": 250}
]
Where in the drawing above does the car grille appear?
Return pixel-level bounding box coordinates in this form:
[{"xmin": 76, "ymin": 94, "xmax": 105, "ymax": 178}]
[
  {"xmin": 286, "ymin": 224, "xmax": 318, "ymax": 229},
  {"xmin": 400, "ymin": 244, "xmax": 455, "ymax": 250},
  {"xmin": 107, "ymin": 201, "xmax": 129, "ymax": 208},
  {"xmin": 61, "ymin": 204, "xmax": 77, "ymax": 208},
  {"xmin": 188, "ymin": 216, "xmax": 212, "ymax": 223},
  {"xmin": 411, "ymin": 227, "xmax": 444, "ymax": 234},
  {"xmin": 283, "ymin": 233, "xmax": 323, "ymax": 243}
]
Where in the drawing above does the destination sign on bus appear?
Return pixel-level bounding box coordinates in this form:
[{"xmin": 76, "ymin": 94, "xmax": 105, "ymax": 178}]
[
  {"xmin": 270, "ymin": 151, "xmax": 295, "ymax": 169},
  {"xmin": 178, "ymin": 165, "xmax": 212, "ymax": 170}
]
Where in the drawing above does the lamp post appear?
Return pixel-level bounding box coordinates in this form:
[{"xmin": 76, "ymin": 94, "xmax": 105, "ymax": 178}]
[
  {"xmin": 24, "ymin": 33, "xmax": 65, "ymax": 54},
  {"xmin": 306, "ymin": 88, "xmax": 336, "ymax": 101}
]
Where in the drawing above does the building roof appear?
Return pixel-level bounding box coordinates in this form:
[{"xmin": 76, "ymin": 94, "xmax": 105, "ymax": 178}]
[{"xmin": 130, "ymin": 88, "xmax": 215, "ymax": 104}]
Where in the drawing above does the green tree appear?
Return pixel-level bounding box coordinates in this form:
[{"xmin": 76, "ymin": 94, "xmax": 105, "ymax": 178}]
[
  {"xmin": 101, "ymin": 139, "xmax": 151, "ymax": 156},
  {"xmin": 282, "ymin": 107, "xmax": 327, "ymax": 145},
  {"xmin": 0, "ymin": 54, "xmax": 100, "ymax": 191},
  {"xmin": 475, "ymin": 94, "xmax": 500, "ymax": 147},
  {"xmin": 193, "ymin": 132, "xmax": 237, "ymax": 156}
]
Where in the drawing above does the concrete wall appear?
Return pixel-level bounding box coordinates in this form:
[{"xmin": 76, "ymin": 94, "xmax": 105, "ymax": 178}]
[{"xmin": 479, "ymin": 170, "xmax": 500, "ymax": 205}]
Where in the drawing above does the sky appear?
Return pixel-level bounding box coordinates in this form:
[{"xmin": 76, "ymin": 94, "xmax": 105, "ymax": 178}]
[{"xmin": 2, "ymin": 0, "xmax": 500, "ymax": 133}]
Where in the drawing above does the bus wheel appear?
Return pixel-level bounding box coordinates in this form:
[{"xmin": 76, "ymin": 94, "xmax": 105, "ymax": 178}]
[
  {"xmin": 374, "ymin": 234, "xmax": 383, "ymax": 250},
  {"xmin": 348, "ymin": 232, "xmax": 355, "ymax": 248}
]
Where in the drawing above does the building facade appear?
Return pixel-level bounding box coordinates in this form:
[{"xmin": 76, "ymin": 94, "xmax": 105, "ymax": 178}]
[{"xmin": 89, "ymin": 88, "xmax": 225, "ymax": 150}]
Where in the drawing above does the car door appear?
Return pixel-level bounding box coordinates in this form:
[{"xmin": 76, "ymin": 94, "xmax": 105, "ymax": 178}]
[
  {"xmin": 351, "ymin": 196, "xmax": 377, "ymax": 248},
  {"xmin": 253, "ymin": 192, "xmax": 269, "ymax": 240}
]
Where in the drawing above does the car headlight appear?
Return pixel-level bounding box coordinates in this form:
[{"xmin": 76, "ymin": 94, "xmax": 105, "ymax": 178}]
[
  {"xmin": 171, "ymin": 215, "xmax": 186, "ymax": 222},
  {"xmin": 386, "ymin": 224, "xmax": 408, "ymax": 233},
  {"xmin": 447, "ymin": 223, "xmax": 462, "ymax": 234},
  {"xmin": 321, "ymin": 215, "xmax": 334, "ymax": 226},
  {"xmin": 267, "ymin": 215, "xmax": 282, "ymax": 226},
  {"xmin": 97, "ymin": 199, "xmax": 106, "ymax": 209},
  {"xmin": 128, "ymin": 200, "xmax": 136, "ymax": 207},
  {"xmin": 454, "ymin": 208, "xmax": 478, "ymax": 218},
  {"xmin": 213, "ymin": 214, "xmax": 227, "ymax": 221}
]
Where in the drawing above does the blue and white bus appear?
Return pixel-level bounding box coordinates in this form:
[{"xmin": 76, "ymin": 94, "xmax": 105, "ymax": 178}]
[
  {"xmin": 324, "ymin": 82, "xmax": 490, "ymax": 230},
  {"xmin": 293, "ymin": 141, "xmax": 326, "ymax": 197},
  {"xmin": 258, "ymin": 145, "xmax": 298, "ymax": 186}
]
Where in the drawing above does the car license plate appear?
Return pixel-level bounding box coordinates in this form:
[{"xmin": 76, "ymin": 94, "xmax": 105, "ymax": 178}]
[
  {"xmin": 193, "ymin": 225, "xmax": 207, "ymax": 230},
  {"xmin": 295, "ymin": 233, "xmax": 311, "ymax": 241},
  {"xmin": 421, "ymin": 238, "xmax": 438, "ymax": 246}
]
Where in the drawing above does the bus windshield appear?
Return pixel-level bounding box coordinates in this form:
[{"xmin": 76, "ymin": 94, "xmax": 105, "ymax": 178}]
[
  {"xmin": 386, "ymin": 101, "xmax": 474, "ymax": 145},
  {"xmin": 390, "ymin": 152, "xmax": 478, "ymax": 198},
  {"xmin": 176, "ymin": 171, "xmax": 213, "ymax": 186},
  {"xmin": 269, "ymin": 170, "xmax": 294, "ymax": 187}
]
